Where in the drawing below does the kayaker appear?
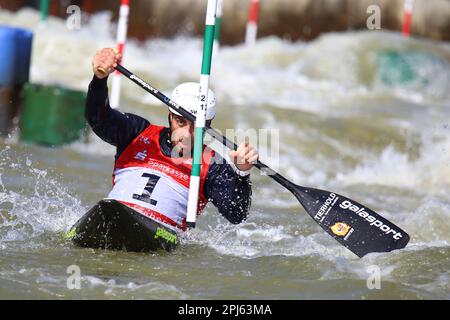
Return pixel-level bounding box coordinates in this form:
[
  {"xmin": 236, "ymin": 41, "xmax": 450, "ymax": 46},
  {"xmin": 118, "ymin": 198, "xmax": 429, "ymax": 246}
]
[{"xmin": 86, "ymin": 48, "xmax": 258, "ymax": 248}]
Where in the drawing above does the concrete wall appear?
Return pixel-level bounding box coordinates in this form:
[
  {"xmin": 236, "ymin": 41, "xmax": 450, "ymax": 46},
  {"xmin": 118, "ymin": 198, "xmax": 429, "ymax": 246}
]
[{"xmin": 1, "ymin": 0, "xmax": 449, "ymax": 43}]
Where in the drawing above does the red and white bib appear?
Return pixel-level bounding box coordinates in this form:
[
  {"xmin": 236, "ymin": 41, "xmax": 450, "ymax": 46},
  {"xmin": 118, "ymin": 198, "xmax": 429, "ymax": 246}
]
[{"xmin": 107, "ymin": 125, "xmax": 214, "ymax": 231}]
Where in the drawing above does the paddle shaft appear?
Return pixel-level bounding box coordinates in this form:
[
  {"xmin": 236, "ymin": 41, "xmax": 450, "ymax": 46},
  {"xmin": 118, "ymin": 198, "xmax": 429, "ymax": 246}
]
[{"xmin": 97, "ymin": 64, "xmax": 410, "ymax": 258}]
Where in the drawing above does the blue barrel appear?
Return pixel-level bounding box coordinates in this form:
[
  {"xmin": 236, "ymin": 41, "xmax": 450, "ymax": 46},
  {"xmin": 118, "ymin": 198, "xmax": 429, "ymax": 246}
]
[
  {"xmin": 0, "ymin": 27, "xmax": 17, "ymax": 86},
  {"xmin": 0, "ymin": 26, "xmax": 33, "ymax": 86}
]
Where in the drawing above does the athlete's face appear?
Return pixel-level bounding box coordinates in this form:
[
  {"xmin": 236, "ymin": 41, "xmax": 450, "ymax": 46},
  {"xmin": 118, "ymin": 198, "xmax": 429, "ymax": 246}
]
[{"xmin": 169, "ymin": 113, "xmax": 195, "ymax": 156}]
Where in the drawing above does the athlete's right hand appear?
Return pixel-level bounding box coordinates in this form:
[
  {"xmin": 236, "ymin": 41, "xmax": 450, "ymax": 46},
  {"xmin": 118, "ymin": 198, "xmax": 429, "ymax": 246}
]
[{"xmin": 92, "ymin": 48, "xmax": 122, "ymax": 79}]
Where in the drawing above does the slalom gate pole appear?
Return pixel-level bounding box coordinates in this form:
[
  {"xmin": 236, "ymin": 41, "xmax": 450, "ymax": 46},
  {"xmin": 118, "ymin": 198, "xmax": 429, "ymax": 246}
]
[
  {"xmin": 402, "ymin": 0, "xmax": 414, "ymax": 37},
  {"xmin": 40, "ymin": 0, "xmax": 50, "ymax": 23},
  {"xmin": 110, "ymin": 0, "xmax": 131, "ymax": 109},
  {"xmin": 186, "ymin": 0, "xmax": 218, "ymax": 229},
  {"xmin": 245, "ymin": 0, "xmax": 260, "ymax": 45}
]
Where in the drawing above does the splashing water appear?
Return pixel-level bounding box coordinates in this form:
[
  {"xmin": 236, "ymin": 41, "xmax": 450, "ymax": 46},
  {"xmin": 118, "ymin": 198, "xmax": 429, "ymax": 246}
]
[{"xmin": 0, "ymin": 145, "xmax": 85, "ymax": 246}]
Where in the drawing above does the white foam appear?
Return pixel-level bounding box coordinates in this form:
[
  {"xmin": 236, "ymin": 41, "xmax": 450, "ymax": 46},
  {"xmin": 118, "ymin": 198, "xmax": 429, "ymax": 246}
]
[
  {"xmin": 82, "ymin": 275, "xmax": 189, "ymax": 299},
  {"xmin": 0, "ymin": 147, "xmax": 86, "ymax": 244},
  {"xmin": 335, "ymin": 130, "xmax": 450, "ymax": 192}
]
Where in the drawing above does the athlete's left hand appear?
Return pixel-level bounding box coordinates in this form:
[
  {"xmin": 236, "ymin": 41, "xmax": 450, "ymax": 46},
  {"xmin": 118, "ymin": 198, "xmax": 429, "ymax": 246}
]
[{"xmin": 229, "ymin": 141, "xmax": 259, "ymax": 172}]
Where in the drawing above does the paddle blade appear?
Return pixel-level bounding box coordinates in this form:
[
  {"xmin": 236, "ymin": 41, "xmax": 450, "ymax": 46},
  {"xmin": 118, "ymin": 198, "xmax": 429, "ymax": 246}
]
[{"xmin": 293, "ymin": 186, "xmax": 410, "ymax": 258}]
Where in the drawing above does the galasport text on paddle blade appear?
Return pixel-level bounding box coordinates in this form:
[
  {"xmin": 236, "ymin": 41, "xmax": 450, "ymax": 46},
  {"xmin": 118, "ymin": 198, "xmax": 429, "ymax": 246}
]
[{"xmin": 294, "ymin": 186, "xmax": 410, "ymax": 258}]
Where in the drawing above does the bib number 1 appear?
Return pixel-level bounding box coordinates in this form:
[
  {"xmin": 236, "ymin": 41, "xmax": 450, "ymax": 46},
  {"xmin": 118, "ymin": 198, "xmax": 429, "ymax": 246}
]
[{"xmin": 133, "ymin": 173, "xmax": 161, "ymax": 206}]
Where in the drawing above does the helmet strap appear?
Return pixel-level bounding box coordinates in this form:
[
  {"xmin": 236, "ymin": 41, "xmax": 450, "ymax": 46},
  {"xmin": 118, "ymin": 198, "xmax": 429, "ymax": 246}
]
[{"xmin": 168, "ymin": 113, "xmax": 174, "ymax": 137}]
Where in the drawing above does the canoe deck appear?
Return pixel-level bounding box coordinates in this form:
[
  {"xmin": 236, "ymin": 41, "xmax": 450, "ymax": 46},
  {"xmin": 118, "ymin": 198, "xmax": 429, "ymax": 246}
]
[{"xmin": 69, "ymin": 199, "xmax": 178, "ymax": 252}]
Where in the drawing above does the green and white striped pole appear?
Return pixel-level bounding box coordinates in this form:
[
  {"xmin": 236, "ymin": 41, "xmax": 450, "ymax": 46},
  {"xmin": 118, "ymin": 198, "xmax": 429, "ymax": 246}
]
[
  {"xmin": 40, "ymin": 0, "xmax": 50, "ymax": 24},
  {"xmin": 186, "ymin": 0, "xmax": 218, "ymax": 229}
]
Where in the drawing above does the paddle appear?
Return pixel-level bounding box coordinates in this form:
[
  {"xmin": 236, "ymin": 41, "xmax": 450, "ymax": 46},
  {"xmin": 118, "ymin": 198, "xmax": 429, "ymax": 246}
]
[{"xmin": 99, "ymin": 64, "xmax": 410, "ymax": 258}]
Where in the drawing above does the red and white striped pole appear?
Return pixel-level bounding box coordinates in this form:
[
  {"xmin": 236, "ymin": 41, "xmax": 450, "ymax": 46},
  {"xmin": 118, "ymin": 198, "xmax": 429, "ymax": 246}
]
[
  {"xmin": 245, "ymin": 0, "xmax": 260, "ymax": 45},
  {"xmin": 111, "ymin": 0, "xmax": 131, "ymax": 109},
  {"xmin": 402, "ymin": 0, "xmax": 413, "ymax": 37}
]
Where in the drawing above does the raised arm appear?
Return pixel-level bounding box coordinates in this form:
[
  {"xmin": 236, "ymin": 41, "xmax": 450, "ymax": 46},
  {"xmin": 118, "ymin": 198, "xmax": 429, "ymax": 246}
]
[{"xmin": 86, "ymin": 48, "xmax": 150, "ymax": 157}]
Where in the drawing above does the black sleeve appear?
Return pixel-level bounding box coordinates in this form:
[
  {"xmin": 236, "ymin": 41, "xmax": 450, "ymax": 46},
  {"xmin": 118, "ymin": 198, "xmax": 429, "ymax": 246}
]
[
  {"xmin": 85, "ymin": 76, "xmax": 150, "ymax": 158},
  {"xmin": 204, "ymin": 154, "xmax": 252, "ymax": 224}
]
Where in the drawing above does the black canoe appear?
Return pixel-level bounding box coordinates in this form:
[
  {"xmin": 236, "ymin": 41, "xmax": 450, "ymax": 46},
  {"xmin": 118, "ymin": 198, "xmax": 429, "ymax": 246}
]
[{"xmin": 67, "ymin": 199, "xmax": 178, "ymax": 252}]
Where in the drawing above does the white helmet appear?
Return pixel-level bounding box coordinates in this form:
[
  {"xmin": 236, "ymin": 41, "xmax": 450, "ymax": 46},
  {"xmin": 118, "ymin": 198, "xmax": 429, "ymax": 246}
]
[{"xmin": 170, "ymin": 82, "xmax": 216, "ymax": 121}]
